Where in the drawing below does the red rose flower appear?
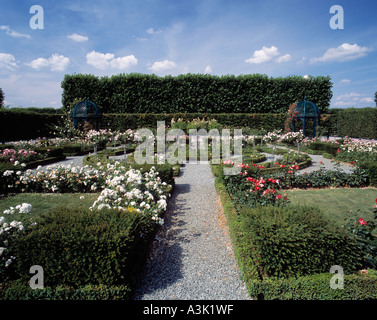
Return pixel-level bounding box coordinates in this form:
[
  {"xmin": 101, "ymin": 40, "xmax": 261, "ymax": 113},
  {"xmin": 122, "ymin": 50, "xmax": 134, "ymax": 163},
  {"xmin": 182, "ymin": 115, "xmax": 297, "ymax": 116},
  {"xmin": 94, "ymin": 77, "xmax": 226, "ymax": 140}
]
[{"xmin": 358, "ymin": 218, "xmax": 367, "ymax": 226}]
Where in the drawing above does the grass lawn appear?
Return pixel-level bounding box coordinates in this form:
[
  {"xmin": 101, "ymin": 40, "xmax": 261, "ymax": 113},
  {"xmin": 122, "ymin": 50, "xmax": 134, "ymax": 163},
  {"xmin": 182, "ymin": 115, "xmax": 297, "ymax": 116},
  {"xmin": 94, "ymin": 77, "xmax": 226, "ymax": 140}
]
[
  {"xmin": 287, "ymin": 187, "xmax": 377, "ymax": 227},
  {"xmin": 0, "ymin": 193, "xmax": 99, "ymax": 223}
]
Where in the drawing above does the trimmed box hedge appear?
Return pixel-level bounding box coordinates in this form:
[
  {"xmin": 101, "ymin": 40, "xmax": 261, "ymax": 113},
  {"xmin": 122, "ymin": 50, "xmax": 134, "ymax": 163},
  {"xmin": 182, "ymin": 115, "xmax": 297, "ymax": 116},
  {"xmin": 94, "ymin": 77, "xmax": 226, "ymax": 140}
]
[
  {"xmin": 0, "ymin": 282, "xmax": 132, "ymax": 300},
  {"xmin": 10, "ymin": 207, "xmax": 155, "ymax": 291},
  {"xmin": 247, "ymin": 270, "xmax": 377, "ymax": 300},
  {"xmin": 237, "ymin": 205, "xmax": 364, "ymax": 279}
]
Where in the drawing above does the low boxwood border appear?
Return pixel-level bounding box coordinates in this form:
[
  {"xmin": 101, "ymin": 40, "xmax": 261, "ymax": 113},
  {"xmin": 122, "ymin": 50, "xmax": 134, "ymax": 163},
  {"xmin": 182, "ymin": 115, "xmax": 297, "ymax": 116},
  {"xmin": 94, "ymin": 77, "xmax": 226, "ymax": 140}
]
[
  {"xmin": 24, "ymin": 155, "xmax": 67, "ymax": 169},
  {"xmin": 247, "ymin": 271, "xmax": 377, "ymax": 300},
  {"xmin": 0, "ymin": 282, "xmax": 132, "ymax": 300}
]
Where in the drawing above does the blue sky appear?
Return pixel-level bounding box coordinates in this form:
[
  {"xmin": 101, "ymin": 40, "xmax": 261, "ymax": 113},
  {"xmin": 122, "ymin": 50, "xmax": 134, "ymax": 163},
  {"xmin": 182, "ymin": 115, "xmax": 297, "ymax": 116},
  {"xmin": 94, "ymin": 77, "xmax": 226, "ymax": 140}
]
[{"xmin": 0, "ymin": 0, "xmax": 376, "ymax": 109}]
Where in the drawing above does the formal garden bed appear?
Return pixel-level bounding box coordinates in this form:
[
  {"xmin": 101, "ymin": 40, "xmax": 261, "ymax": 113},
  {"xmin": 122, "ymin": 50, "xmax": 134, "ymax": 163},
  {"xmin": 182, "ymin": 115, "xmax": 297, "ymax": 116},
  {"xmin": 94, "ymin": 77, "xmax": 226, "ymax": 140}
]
[
  {"xmin": 211, "ymin": 129, "xmax": 377, "ymax": 300},
  {"xmin": 1, "ymin": 114, "xmax": 377, "ymax": 299}
]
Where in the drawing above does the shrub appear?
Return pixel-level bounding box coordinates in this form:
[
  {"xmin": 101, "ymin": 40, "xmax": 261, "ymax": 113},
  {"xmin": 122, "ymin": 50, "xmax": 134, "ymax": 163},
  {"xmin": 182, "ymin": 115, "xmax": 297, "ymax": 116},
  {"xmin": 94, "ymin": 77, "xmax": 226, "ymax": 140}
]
[
  {"xmin": 130, "ymin": 163, "xmax": 175, "ymax": 187},
  {"xmin": 11, "ymin": 206, "xmax": 154, "ymax": 289},
  {"xmin": 247, "ymin": 270, "xmax": 377, "ymax": 300},
  {"xmin": 237, "ymin": 205, "xmax": 364, "ymax": 279},
  {"xmin": 34, "ymin": 146, "xmax": 64, "ymax": 157},
  {"xmin": 307, "ymin": 141, "xmax": 340, "ymax": 156},
  {"xmin": 269, "ymin": 166, "xmax": 369, "ymax": 189},
  {"xmin": 358, "ymin": 161, "xmax": 377, "ymax": 187},
  {"xmin": 1, "ymin": 280, "xmax": 132, "ymax": 300}
]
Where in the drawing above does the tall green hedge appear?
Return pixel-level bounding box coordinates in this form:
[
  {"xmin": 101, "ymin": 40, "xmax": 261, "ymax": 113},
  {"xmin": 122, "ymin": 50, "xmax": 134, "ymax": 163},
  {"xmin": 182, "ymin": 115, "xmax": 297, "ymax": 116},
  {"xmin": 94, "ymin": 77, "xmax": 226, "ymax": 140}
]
[
  {"xmin": 61, "ymin": 73, "xmax": 333, "ymax": 114},
  {"xmin": 102, "ymin": 112, "xmax": 286, "ymax": 131},
  {"xmin": 336, "ymin": 108, "xmax": 377, "ymax": 139},
  {"xmin": 0, "ymin": 110, "xmax": 61, "ymax": 142}
]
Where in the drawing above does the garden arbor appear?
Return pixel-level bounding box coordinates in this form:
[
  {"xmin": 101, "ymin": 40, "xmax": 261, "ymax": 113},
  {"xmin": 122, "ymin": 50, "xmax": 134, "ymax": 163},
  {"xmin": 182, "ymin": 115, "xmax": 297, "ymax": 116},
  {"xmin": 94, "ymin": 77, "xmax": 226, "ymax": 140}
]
[
  {"xmin": 70, "ymin": 98, "xmax": 102, "ymax": 130},
  {"xmin": 291, "ymin": 98, "xmax": 320, "ymax": 138}
]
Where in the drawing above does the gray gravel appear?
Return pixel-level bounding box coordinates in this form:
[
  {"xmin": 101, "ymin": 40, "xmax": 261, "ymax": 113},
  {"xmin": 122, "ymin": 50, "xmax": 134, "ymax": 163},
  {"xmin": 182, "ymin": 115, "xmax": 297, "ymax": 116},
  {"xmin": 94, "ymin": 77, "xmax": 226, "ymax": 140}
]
[
  {"xmin": 133, "ymin": 163, "xmax": 250, "ymax": 300},
  {"xmin": 260, "ymin": 145, "xmax": 355, "ymax": 175}
]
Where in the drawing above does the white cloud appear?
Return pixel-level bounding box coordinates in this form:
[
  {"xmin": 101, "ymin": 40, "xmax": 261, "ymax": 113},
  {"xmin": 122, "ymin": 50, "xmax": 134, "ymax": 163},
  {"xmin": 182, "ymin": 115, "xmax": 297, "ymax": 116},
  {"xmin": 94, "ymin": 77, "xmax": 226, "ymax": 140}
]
[
  {"xmin": 27, "ymin": 54, "xmax": 70, "ymax": 71},
  {"xmin": 310, "ymin": 43, "xmax": 372, "ymax": 63},
  {"xmin": 146, "ymin": 28, "xmax": 161, "ymax": 34},
  {"xmin": 334, "ymin": 92, "xmax": 374, "ymax": 107},
  {"xmin": 276, "ymin": 53, "xmax": 292, "ymax": 63},
  {"xmin": 110, "ymin": 55, "xmax": 138, "ymax": 69},
  {"xmin": 361, "ymin": 97, "xmax": 374, "ymax": 103},
  {"xmin": 0, "ymin": 25, "xmax": 31, "ymax": 39},
  {"xmin": 0, "ymin": 53, "xmax": 18, "ymax": 70},
  {"xmin": 297, "ymin": 57, "xmax": 307, "ymax": 65},
  {"xmin": 204, "ymin": 65, "xmax": 212, "ymax": 73},
  {"xmin": 245, "ymin": 46, "xmax": 280, "ymax": 64},
  {"xmin": 86, "ymin": 51, "xmax": 137, "ymax": 70},
  {"xmin": 339, "ymin": 79, "xmax": 351, "ymax": 84},
  {"xmin": 245, "ymin": 46, "xmax": 291, "ymax": 64},
  {"xmin": 303, "ymin": 75, "xmax": 311, "ymax": 79},
  {"xmin": 68, "ymin": 33, "xmax": 88, "ymax": 42},
  {"xmin": 148, "ymin": 59, "xmax": 177, "ymax": 73}
]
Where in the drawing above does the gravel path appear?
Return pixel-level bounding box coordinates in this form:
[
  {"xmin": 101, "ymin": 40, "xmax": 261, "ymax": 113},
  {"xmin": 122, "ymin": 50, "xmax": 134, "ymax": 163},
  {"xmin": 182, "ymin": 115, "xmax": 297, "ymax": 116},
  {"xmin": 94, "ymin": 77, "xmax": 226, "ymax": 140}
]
[
  {"xmin": 133, "ymin": 163, "xmax": 250, "ymax": 300},
  {"xmin": 260, "ymin": 145, "xmax": 354, "ymax": 174}
]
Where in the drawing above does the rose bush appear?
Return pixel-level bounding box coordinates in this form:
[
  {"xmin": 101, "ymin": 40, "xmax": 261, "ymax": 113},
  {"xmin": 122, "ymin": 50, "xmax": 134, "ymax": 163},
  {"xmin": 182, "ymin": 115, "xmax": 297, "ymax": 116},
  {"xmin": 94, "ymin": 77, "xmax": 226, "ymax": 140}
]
[
  {"xmin": 345, "ymin": 198, "xmax": 377, "ymax": 269},
  {"xmin": 0, "ymin": 205, "xmax": 36, "ymax": 282}
]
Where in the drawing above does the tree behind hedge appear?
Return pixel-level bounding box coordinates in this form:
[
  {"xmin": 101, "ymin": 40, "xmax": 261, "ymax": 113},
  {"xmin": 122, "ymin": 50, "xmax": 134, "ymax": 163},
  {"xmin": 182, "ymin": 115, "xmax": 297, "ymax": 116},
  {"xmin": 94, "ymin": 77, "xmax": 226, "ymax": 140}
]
[
  {"xmin": 61, "ymin": 73, "xmax": 333, "ymax": 114},
  {"xmin": 0, "ymin": 88, "xmax": 4, "ymax": 108}
]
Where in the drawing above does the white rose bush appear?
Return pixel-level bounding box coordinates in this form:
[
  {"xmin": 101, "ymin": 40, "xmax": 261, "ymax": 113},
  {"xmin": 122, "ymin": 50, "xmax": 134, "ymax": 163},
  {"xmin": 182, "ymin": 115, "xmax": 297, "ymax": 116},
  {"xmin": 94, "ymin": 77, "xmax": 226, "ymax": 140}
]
[
  {"xmin": 3, "ymin": 162, "xmax": 171, "ymax": 225},
  {"xmin": 89, "ymin": 163, "xmax": 171, "ymax": 225},
  {"xmin": 0, "ymin": 205, "xmax": 35, "ymax": 282}
]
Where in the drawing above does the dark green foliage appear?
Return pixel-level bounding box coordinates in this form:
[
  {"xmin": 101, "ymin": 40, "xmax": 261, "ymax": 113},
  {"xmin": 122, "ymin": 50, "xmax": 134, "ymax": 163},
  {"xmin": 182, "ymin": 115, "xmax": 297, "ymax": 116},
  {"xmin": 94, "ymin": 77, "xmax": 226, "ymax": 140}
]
[
  {"xmin": 247, "ymin": 270, "xmax": 377, "ymax": 300},
  {"xmin": 358, "ymin": 161, "xmax": 377, "ymax": 187},
  {"xmin": 1, "ymin": 281, "xmax": 132, "ymax": 300},
  {"xmin": 307, "ymin": 141, "xmax": 340, "ymax": 156},
  {"xmin": 34, "ymin": 146, "xmax": 64, "ymax": 157},
  {"xmin": 0, "ymin": 88, "xmax": 4, "ymax": 108},
  {"xmin": 336, "ymin": 108, "xmax": 377, "ymax": 139},
  {"xmin": 61, "ymin": 73, "xmax": 333, "ymax": 114},
  {"xmin": 11, "ymin": 207, "xmax": 154, "ymax": 289},
  {"xmin": 0, "ymin": 110, "xmax": 62, "ymax": 142},
  {"xmin": 237, "ymin": 205, "xmax": 364, "ymax": 279},
  {"xmin": 102, "ymin": 113, "xmax": 287, "ymax": 132}
]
